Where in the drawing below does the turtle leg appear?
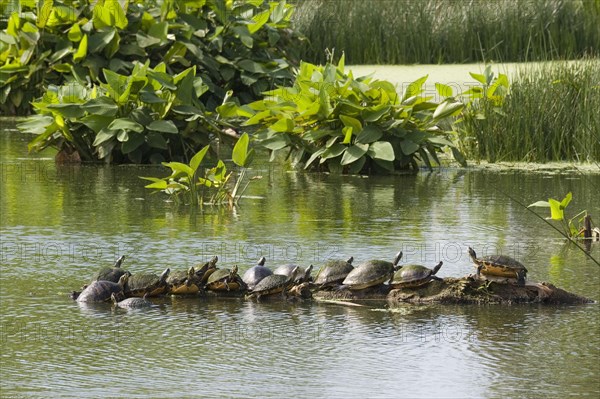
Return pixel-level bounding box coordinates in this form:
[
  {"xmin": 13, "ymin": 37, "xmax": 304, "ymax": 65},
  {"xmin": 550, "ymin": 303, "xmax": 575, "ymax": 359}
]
[
  {"xmin": 476, "ymin": 264, "xmax": 482, "ymax": 279},
  {"xmin": 516, "ymin": 271, "xmax": 526, "ymax": 286}
]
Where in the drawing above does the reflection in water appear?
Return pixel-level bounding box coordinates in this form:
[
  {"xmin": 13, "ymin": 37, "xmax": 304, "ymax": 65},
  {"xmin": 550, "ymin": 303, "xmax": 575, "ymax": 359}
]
[{"xmin": 1, "ymin": 128, "xmax": 599, "ymax": 398}]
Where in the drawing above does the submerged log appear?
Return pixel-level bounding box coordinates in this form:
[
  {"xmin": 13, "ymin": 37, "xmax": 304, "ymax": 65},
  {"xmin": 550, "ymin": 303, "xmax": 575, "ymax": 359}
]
[{"xmin": 314, "ymin": 277, "xmax": 594, "ymax": 305}]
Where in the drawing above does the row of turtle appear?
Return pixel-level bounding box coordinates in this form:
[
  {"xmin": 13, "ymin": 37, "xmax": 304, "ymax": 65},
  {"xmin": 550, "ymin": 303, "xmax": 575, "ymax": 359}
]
[{"xmin": 71, "ymin": 246, "xmax": 528, "ymax": 307}]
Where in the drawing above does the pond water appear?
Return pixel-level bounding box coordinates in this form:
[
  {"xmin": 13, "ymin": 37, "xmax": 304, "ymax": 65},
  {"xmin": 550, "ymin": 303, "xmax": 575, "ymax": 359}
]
[{"xmin": 1, "ymin": 123, "xmax": 599, "ymax": 398}]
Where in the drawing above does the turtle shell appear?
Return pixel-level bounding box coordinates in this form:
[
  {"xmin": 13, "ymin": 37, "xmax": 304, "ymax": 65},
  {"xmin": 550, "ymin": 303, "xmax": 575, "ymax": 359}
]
[
  {"xmin": 77, "ymin": 274, "xmax": 128, "ymax": 303},
  {"xmin": 314, "ymin": 257, "xmax": 354, "ymax": 287},
  {"xmin": 469, "ymin": 247, "xmax": 527, "ymax": 283},
  {"xmin": 273, "ymin": 264, "xmax": 312, "ymax": 283},
  {"xmin": 250, "ymin": 267, "xmax": 299, "ymax": 298},
  {"xmin": 342, "ymin": 259, "xmax": 395, "ymax": 290},
  {"xmin": 242, "ymin": 257, "xmax": 272, "ymax": 291},
  {"xmin": 127, "ymin": 268, "xmax": 170, "ymax": 297},
  {"xmin": 92, "ymin": 256, "xmax": 128, "ymax": 283},
  {"xmin": 112, "ymin": 294, "xmax": 152, "ymax": 309},
  {"xmin": 168, "ymin": 267, "xmax": 202, "ymax": 295},
  {"xmin": 390, "ymin": 262, "xmax": 443, "ymax": 289},
  {"xmin": 206, "ymin": 266, "xmax": 245, "ymax": 292}
]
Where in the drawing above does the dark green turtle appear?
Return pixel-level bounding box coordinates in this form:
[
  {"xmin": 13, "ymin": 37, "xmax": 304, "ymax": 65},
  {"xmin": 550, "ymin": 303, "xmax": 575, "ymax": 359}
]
[
  {"xmin": 242, "ymin": 257, "xmax": 272, "ymax": 291},
  {"xmin": 168, "ymin": 266, "xmax": 202, "ymax": 295},
  {"xmin": 273, "ymin": 264, "xmax": 313, "ymax": 284},
  {"xmin": 313, "ymin": 256, "xmax": 354, "ymax": 289},
  {"xmin": 112, "ymin": 293, "xmax": 152, "ymax": 309},
  {"xmin": 468, "ymin": 247, "xmax": 528, "ymax": 285},
  {"xmin": 76, "ymin": 273, "xmax": 129, "ymax": 303},
  {"xmin": 341, "ymin": 251, "xmax": 402, "ymax": 290},
  {"xmin": 126, "ymin": 268, "xmax": 170, "ymax": 297},
  {"xmin": 390, "ymin": 261, "xmax": 443, "ymax": 289},
  {"xmin": 247, "ymin": 266, "xmax": 299, "ymax": 300},
  {"xmin": 197, "ymin": 256, "xmax": 219, "ymax": 285},
  {"xmin": 205, "ymin": 265, "xmax": 247, "ymax": 292},
  {"xmin": 92, "ymin": 255, "xmax": 128, "ymax": 283}
]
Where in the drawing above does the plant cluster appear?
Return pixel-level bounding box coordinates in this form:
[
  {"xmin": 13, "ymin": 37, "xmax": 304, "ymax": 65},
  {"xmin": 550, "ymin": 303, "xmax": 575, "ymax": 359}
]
[
  {"xmin": 529, "ymin": 192, "xmax": 590, "ymax": 239},
  {"xmin": 219, "ymin": 55, "xmax": 466, "ymax": 173}
]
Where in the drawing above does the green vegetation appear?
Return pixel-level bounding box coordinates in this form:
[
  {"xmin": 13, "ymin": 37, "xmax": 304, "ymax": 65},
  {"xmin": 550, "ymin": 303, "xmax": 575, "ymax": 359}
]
[
  {"xmin": 1, "ymin": 0, "xmax": 301, "ymax": 115},
  {"xmin": 292, "ymin": 0, "xmax": 600, "ymax": 64},
  {"xmin": 456, "ymin": 60, "xmax": 600, "ymax": 163},
  {"xmin": 529, "ymin": 192, "xmax": 589, "ymax": 239},
  {"xmin": 219, "ymin": 55, "xmax": 466, "ymax": 173},
  {"xmin": 141, "ymin": 132, "xmax": 256, "ymax": 206}
]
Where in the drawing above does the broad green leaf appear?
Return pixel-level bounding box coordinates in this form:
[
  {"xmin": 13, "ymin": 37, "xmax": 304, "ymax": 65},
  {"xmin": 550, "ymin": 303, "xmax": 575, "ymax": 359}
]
[
  {"xmin": 433, "ymin": 101, "xmax": 464, "ymax": 120},
  {"xmin": 560, "ymin": 192, "xmax": 572, "ymax": 209},
  {"xmin": 469, "ymin": 72, "xmax": 486, "ymax": 85},
  {"xmin": 146, "ymin": 132, "xmax": 168, "ymax": 149},
  {"xmin": 189, "ymin": 145, "xmax": 210, "ymax": 173},
  {"xmin": 92, "ymin": 128, "xmax": 117, "ymax": 146},
  {"xmin": 356, "ymin": 125, "xmax": 383, "ymax": 144},
  {"xmin": 362, "ymin": 105, "xmax": 390, "ymax": 122},
  {"xmin": 82, "ymin": 97, "xmax": 118, "ymax": 116},
  {"xmin": 304, "ymin": 147, "xmax": 327, "ymax": 169},
  {"xmin": 47, "ymin": 104, "xmax": 85, "ymax": 118},
  {"xmin": 68, "ymin": 23, "xmax": 83, "ymax": 42},
  {"xmin": 548, "ymin": 198, "xmax": 564, "ymax": 220},
  {"xmin": 148, "ymin": 120, "xmax": 178, "ymax": 134},
  {"xmin": 269, "ymin": 117, "xmax": 294, "ymax": 133},
  {"xmin": 121, "ymin": 133, "xmax": 145, "ymax": 154},
  {"xmin": 401, "ymin": 75, "xmax": 428, "ymax": 102},
  {"xmin": 339, "ymin": 114, "xmax": 362, "ymax": 132},
  {"xmin": 88, "ymin": 28, "xmax": 117, "ymax": 53},
  {"xmin": 248, "ymin": 10, "xmax": 270, "ymax": 34},
  {"xmin": 347, "ymin": 156, "xmax": 366, "ymax": 174},
  {"xmin": 143, "ymin": 179, "xmax": 168, "ymax": 190},
  {"xmin": 435, "ymin": 83, "xmax": 453, "ymax": 98},
  {"xmin": 321, "ymin": 143, "xmax": 346, "ymax": 161},
  {"xmin": 260, "ymin": 134, "xmax": 290, "ymax": 150},
  {"xmin": 80, "ymin": 114, "xmax": 113, "ymax": 133},
  {"xmin": 73, "ymin": 34, "xmax": 88, "ymax": 63},
  {"xmin": 400, "ymin": 139, "xmax": 420, "ymax": 155},
  {"xmin": 367, "ymin": 141, "xmax": 395, "ymax": 161},
  {"xmin": 117, "ymin": 130, "xmax": 129, "ymax": 142},
  {"xmin": 341, "ymin": 143, "xmax": 368, "ymax": 165},
  {"xmin": 232, "ymin": 133, "xmax": 251, "ymax": 167},
  {"xmin": 528, "ymin": 201, "xmax": 551, "ymax": 208},
  {"xmin": 342, "ymin": 126, "xmax": 353, "ymax": 144},
  {"xmin": 163, "ymin": 161, "xmax": 194, "ymax": 177},
  {"xmin": 108, "ymin": 118, "xmax": 144, "ymax": 133}
]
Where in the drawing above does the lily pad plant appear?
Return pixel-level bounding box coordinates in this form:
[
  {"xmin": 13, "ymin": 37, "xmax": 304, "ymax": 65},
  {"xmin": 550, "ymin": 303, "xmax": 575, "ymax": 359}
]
[{"xmin": 219, "ymin": 55, "xmax": 466, "ymax": 174}]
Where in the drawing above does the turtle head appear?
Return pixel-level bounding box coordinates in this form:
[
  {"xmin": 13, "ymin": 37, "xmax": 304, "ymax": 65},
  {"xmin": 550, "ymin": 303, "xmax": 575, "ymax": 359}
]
[
  {"xmin": 393, "ymin": 251, "xmax": 403, "ymax": 271},
  {"xmin": 117, "ymin": 272, "xmax": 130, "ymax": 287},
  {"xmin": 187, "ymin": 266, "xmax": 195, "ymax": 277},
  {"xmin": 468, "ymin": 247, "xmax": 477, "ymax": 262},
  {"xmin": 160, "ymin": 268, "xmax": 171, "ymax": 281},
  {"xmin": 258, "ymin": 256, "xmax": 266, "ymax": 266},
  {"xmin": 303, "ymin": 265, "xmax": 313, "ymax": 283},
  {"xmin": 115, "ymin": 255, "xmax": 126, "ymax": 268},
  {"xmin": 230, "ymin": 265, "xmax": 239, "ymax": 278},
  {"xmin": 346, "ymin": 256, "xmax": 354, "ymax": 265},
  {"xmin": 210, "ymin": 255, "xmax": 219, "ymax": 266},
  {"xmin": 432, "ymin": 261, "xmax": 443, "ymax": 275},
  {"xmin": 289, "ymin": 266, "xmax": 300, "ymax": 283}
]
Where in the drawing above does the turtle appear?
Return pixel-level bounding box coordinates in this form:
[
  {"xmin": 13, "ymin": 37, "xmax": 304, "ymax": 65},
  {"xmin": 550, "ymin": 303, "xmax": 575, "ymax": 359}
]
[
  {"xmin": 468, "ymin": 247, "xmax": 528, "ymax": 285},
  {"xmin": 273, "ymin": 264, "xmax": 313, "ymax": 284},
  {"xmin": 91, "ymin": 255, "xmax": 128, "ymax": 283},
  {"xmin": 247, "ymin": 266, "xmax": 300, "ymax": 300},
  {"xmin": 126, "ymin": 268, "xmax": 170, "ymax": 297},
  {"xmin": 196, "ymin": 256, "xmax": 219, "ymax": 285},
  {"xmin": 389, "ymin": 261, "xmax": 443, "ymax": 289},
  {"xmin": 168, "ymin": 266, "xmax": 203, "ymax": 295},
  {"xmin": 205, "ymin": 265, "xmax": 247, "ymax": 292},
  {"xmin": 111, "ymin": 293, "xmax": 152, "ymax": 309},
  {"xmin": 313, "ymin": 256, "xmax": 354, "ymax": 289},
  {"xmin": 341, "ymin": 251, "xmax": 403, "ymax": 290},
  {"xmin": 242, "ymin": 257, "xmax": 273, "ymax": 291},
  {"xmin": 76, "ymin": 273, "xmax": 129, "ymax": 303}
]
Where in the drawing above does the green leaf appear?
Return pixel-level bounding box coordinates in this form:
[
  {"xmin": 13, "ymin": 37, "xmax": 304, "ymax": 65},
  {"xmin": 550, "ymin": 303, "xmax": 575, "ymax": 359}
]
[
  {"xmin": 82, "ymin": 97, "xmax": 118, "ymax": 116},
  {"xmin": 269, "ymin": 117, "xmax": 294, "ymax": 133},
  {"xmin": 121, "ymin": 132, "xmax": 145, "ymax": 154},
  {"xmin": 189, "ymin": 145, "xmax": 210, "ymax": 173},
  {"xmin": 451, "ymin": 147, "xmax": 467, "ymax": 167},
  {"xmin": 400, "ymin": 139, "xmax": 420, "ymax": 155},
  {"xmin": 342, "ymin": 126, "xmax": 353, "ymax": 144},
  {"xmin": 248, "ymin": 10, "xmax": 270, "ymax": 34},
  {"xmin": 549, "ymin": 198, "xmax": 564, "ymax": 220},
  {"xmin": 92, "ymin": 128, "xmax": 117, "ymax": 146},
  {"xmin": 528, "ymin": 201, "xmax": 551, "ymax": 208},
  {"xmin": 73, "ymin": 34, "xmax": 88, "ymax": 63},
  {"xmin": 259, "ymin": 134, "xmax": 290, "ymax": 150},
  {"xmin": 148, "ymin": 120, "xmax": 178, "ymax": 134},
  {"xmin": 80, "ymin": 114, "xmax": 113, "ymax": 133},
  {"xmin": 108, "ymin": 118, "xmax": 144, "ymax": 133},
  {"xmin": 348, "ymin": 156, "xmax": 366, "ymax": 174},
  {"xmin": 68, "ymin": 23, "xmax": 83, "ymax": 42},
  {"xmin": 433, "ymin": 101, "xmax": 464, "ymax": 120},
  {"xmin": 232, "ymin": 132, "xmax": 251, "ymax": 167},
  {"xmin": 560, "ymin": 192, "xmax": 572, "ymax": 210},
  {"xmin": 146, "ymin": 132, "xmax": 168, "ymax": 149},
  {"xmin": 367, "ymin": 141, "xmax": 395, "ymax": 161},
  {"xmin": 341, "ymin": 143, "xmax": 368, "ymax": 165},
  {"xmin": 304, "ymin": 147, "xmax": 327, "ymax": 169},
  {"xmin": 435, "ymin": 83, "xmax": 453, "ymax": 98},
  {"xmin": 164, "ymin": 161, "xmax": 194, "ymax": 177},
  {"xmin": 356, "ymin": 125, "xmax": 383, "ymax": 144},
  {"xmin": 339, "ymin": 114, "xmax": 363, "ymax": 132},
  {"xmin": 469, "ymin": 72, "xmax": 487, "ymax": 85}
]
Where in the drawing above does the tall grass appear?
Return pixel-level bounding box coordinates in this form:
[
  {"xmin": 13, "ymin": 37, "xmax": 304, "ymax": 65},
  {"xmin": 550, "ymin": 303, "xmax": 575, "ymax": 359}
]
[
  {"xmin": 458, "ymin": 59, "xmax": 600, "ymax": 163},
  {"xmin": 291, "ymin": 0, "xmax": 600, "ymax": 64}
]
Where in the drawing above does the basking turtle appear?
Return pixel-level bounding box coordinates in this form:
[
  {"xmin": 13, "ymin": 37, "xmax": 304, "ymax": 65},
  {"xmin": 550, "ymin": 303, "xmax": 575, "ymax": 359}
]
[
  {"xmin": 390, "ymin": 261, "xmax": 443, "ymax": 289},
  {"xmin": 468, "ymin": 247, "xmax": 527, "ymax": 285},
  {"xmin": 168, "ymin": 266, "xmax": 202, "ymax": 295},
  {"xmin": 341, "ymin": 251, "xmax": 402, "ymax": 290},
  {"xmin": 273, "ymin": 264, "xmax": 313, "ymax": 284},
  {"xmin": 112, "ymin": 293, "xmax": 152, "ymax": 309},
  {"xmin": 313, "ymin": 256, "xmax": 354, "ymax": 289},
  {"xmin": 205, "ymin": 265, "xmax": 247, "ymax": 292},
  {"xmin": 247, "ymin": 266, "xmax": 299, "ymax": 300},
  {"xmin": 92, "ymin": 255, "xmax": 128, "ymax": 283},
  {"xmin": 127, "ymin": 268, "xmax": 170, "ymax": 297},
  {"xmin": 76, "ymin": 273, "xmax": 129, "ymax": 303},
  {"xmin": 196, "ymin": 256, "xmax": 219, "ymax": 285},
  {"xmin": 242, "ymin": 257, "xmax": 272, "ymax": 291}
]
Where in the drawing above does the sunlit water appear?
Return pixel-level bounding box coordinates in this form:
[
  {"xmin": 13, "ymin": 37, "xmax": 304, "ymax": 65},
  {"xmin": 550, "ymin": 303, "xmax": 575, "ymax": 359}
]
[{"xmin": 1, "ymin": 123, "xmax": 599, "ymax": 398}]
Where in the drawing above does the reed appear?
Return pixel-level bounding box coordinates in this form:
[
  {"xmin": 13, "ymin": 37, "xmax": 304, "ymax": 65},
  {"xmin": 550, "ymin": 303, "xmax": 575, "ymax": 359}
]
[
  {"xmin": 458, "ymin": 59, "xmax": 600, "ymax": 163},
  {"xmin": 291, "ymin": 0, "xmax": 600, "ymax": 64}
]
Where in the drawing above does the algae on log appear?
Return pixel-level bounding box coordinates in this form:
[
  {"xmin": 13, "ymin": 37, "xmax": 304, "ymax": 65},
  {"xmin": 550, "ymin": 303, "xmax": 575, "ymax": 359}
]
[{"xmin": 314, "ymin": 277, "xmax": 594, "ymax": 305}]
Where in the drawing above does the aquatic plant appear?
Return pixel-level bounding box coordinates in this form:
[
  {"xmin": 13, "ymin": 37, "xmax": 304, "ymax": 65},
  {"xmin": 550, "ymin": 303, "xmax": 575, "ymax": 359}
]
[
  {"xmin": 1, "ymin": 0, "xmax": 303, "ymax": 115},
  {"xmin": 141, "ymin": 132, "xmax": 256, "ymax": 206},
  {"xmin": 528, "ymin": 192, "xmax": 590, "ymax": 239},
  {"xmin": 220, "ymin": 55, "xmax": 466, "ymax": 174},
  {"xmin": 292, "ymin": 0, "xmax": 600, "ymax": 64}
]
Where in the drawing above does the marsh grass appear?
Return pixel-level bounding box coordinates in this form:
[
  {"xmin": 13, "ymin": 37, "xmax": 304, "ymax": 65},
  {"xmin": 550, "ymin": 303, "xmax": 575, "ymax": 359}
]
[
  {"xmin": 292, "ymin": 0, "xmax": 600, "ymax": 64},
  {"xmin": 458, "ymin": 59, "xmax": 600, "ymax": 163}
]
